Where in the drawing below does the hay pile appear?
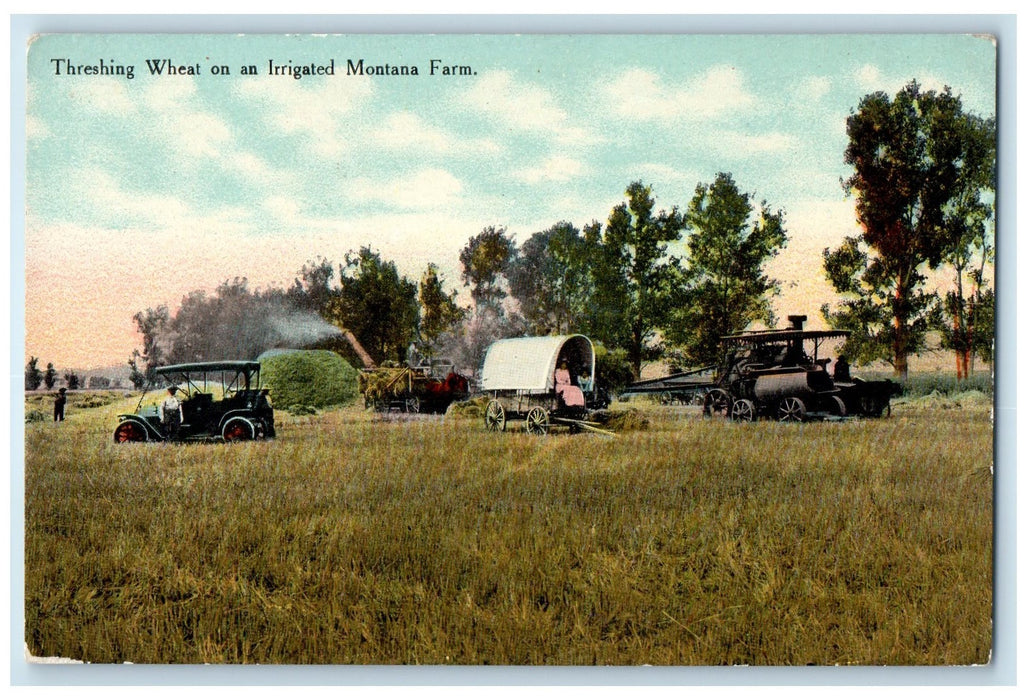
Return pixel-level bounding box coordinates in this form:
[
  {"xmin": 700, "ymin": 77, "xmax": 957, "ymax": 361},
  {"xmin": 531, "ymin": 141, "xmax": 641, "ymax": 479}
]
[
  {"xmin": 260, "ymin": 350, "xmax": 359, "ymax": 408},
  {"xmin": 445, "ymin": 395, "xmax": 490, "ymax": 418}
]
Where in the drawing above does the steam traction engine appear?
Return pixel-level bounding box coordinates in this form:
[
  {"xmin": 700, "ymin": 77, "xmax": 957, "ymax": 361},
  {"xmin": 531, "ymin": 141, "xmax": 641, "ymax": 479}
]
[{"xmin": 626, "ymin": 315, "xmax": 898, "ymax": 422}]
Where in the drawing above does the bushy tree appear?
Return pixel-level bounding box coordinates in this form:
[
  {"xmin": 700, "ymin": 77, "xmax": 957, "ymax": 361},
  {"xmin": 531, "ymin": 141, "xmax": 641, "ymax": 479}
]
[
  {"xmin": 43, "ymin": 362, "xmax": 57, "ymax": 390},
  {"xmin": 507, "ymin": 222, "xmax": 592, "ymax": 335},
  {"xmin": 25, "ymin": 356, "xmax": 43, "ymax": 391},
  {"xmin": 934, "ymin": 113, "xmax": 996, "ymax": 377},
  {"xmin": 668, "ymin": 173, "xmax": 787, "ymax": 366},
  {"xmin": 331, "ymin": 247, "xmax": 420, "ymax": 365},
  {"xmin": 130, "ymin": 305, "xmax": 171, "ymax": 384},
  {"xmin": 823, "ymin": 80, "xmax": 995, "ymax": 378},
  {"xmin": 587, "ymin": 182, "xmax": 685, "ymax": 379},
  {"xmin": 459, "ymin": 226, "xmax": 516, "ymax": 315},
  {"xmin": 417, "ymin": 263, "xmax": 466, "ymax": 363}
]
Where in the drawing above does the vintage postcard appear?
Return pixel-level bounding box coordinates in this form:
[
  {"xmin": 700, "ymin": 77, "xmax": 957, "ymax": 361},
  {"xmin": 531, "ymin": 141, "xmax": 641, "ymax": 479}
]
[{"xmin": 21, "ymin": 29, "xmax": 999, "ymax": 674}]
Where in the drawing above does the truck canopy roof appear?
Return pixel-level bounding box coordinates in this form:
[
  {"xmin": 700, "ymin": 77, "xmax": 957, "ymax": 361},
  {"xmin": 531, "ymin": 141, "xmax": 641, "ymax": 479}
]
[{"xmin": 155, "ymin": 361, "xmax": 261, "ymax": 375}]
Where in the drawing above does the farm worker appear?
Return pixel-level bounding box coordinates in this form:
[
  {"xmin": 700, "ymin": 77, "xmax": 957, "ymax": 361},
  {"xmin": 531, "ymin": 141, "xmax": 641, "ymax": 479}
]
[
  {"xmin": 833, "ymin": 355, "xmax": 851, "ymax": 382},
  {"xmin": 53, "ymin": 387, "xmax": 67, "ymax": 422},
  {"xmin": 555, "ymin": 360, "xmax": 585, "ymax": 408},
  {"xmin": 160, "ymin": 386, "xmax": 183, "ymax": 440}
]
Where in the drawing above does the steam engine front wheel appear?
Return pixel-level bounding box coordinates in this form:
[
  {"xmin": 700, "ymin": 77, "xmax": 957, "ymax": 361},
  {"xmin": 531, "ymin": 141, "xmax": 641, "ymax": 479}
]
[{"xmin": 702, "ymin": 389, "xmax": 731, "ymax": 419}]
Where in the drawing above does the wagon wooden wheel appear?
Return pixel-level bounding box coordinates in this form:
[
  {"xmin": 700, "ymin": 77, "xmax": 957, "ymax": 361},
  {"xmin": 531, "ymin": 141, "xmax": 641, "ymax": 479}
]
[
  {"xmin": 484, "ymin": 399, "xmax": 506, "ymax": 432},
  {"xmin": 702, "ymin": 388, "xmax": 731, "ymax": 418},
  {"xmin": 730, "ymin": 398, "xmax": 757, "ymax": 422},
  {"xmin": 405, "ymin": 396, "xmax": 421, "ymax": 414},
  {"xmin": 525, "ymin": 406, "xmax": 550, "ymax": 435},
  {"xmin": 777, "ymin": 396, "xmax": 806, "ymax": 422}
]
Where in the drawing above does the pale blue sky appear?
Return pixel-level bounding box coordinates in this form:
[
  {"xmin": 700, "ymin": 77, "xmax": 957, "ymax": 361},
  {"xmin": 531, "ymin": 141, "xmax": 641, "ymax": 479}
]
[{"xmin": 25, "ymin": 32, "xmax": 997, "ymax": 368}]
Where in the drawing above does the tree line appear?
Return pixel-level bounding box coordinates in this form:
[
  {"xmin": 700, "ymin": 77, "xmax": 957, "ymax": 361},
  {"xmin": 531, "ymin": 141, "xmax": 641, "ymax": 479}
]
[
  {"xmin": 23, "ymin": 357, "xmax": 111, "ymax": 391},
  {"xmin": 117, "ymin": 79, "xmax": 993, "ymax": 388}
]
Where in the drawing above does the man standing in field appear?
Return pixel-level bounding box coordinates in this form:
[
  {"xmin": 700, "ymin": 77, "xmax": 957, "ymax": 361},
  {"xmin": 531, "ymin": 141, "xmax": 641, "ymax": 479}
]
[
  {"xmin": 53, "ymin": 387, "xmax": 66, "ymax": 422},
  {"xmin": 160, "ymin": 386, "xmax": 183, "ymax": 440}
]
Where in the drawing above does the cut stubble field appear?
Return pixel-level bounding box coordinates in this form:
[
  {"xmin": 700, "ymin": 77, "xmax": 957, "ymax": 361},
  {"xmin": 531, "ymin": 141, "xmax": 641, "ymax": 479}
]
[{"xmin": 24, "ymin": 396, "xmax": 993, "ymax": 665}]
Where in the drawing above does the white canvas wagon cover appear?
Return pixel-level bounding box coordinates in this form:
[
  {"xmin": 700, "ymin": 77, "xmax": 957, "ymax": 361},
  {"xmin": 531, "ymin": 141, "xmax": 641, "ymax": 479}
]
[{"xmin": 480, "ymin": 335, "xmax": 595, "ymax": 393}]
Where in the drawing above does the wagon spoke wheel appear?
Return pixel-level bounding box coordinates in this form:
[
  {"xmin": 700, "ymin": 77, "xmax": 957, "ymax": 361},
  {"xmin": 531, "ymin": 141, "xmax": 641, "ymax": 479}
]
[
  {"xmin": 222, "ymin": 417, "xmax": 255, "ymax": 442},
  {"xmin": 525, "ymin": 406, "xmax": 550, "ymax": 435},
  {"xmin": 113, "ymin": 421, "xmax": 147, "ymax": 443},
  {"xmin": 659, "ymin": 391, "xmax": 673, "ymax": 405},
  {"xmin": 484, "ymin": 399, "xmax": 506, "ymax": 432},
  {"xmin": 730, "ymin": 398, "xmax": 757, "ymax": 422},
  {"xmin": 702, "ymin": 388, "xmax": 731, "ymax": 419},
  {"xmin": 405, "ymin": 396, "xmax": 421, "ymax": 414},
  {"xmin": 777, "ymin": 396, "xmax": 806, "ymax": 422}
]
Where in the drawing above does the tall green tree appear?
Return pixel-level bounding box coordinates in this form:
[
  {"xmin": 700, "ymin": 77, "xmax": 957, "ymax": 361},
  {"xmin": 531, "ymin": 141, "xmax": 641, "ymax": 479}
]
[
  {"xmin": 459, "ymin": 226, "xmax": 516, "ymax": 314},
  {"xmin": 63, "ymin": 371, "xmax": 80, "ymax": 390},
  {"xmin": 289, "ymin": 257, "xmax": 338, "ymax": 316},
  {"xmin": 507, "ymin": 221, "xmax": 592, "ymax": 335},
  {"xmin": 331, "ymin": 247, "xmax": 420, "ymax": 365},
  {"xmin": 43, "ymin": 362, "xmax": 57, "ymax": 390},
  {"xmin": 130, "ymin": 304, "xmax": 171, "ymax": 384},
  {"xmin": 588, "ymin": 182, "xmax": 685, "ymax": 379},
  {"xmin": 822, "ymin": 80, "xmax": 995, "ymax": 378},
  {"xmin": 934, "ymin": 113, "xmax": 996, "ymax": 378},
  {"xmin": 417, "ymin": 263, "xmax": 466, "ymax": 362},
  {"xmin": 668, "ymin": 173, "xmax": 788, "ymax": 367},
  {"xmin": 25, "ymin": 356, "xmax": 43, "ymax": 391}
]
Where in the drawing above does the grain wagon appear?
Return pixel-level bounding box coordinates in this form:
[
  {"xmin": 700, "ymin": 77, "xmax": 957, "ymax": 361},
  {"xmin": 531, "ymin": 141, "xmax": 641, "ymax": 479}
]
[{"xmin": 358, "ymin": 360, "xmax": 470, "ymax": 414}]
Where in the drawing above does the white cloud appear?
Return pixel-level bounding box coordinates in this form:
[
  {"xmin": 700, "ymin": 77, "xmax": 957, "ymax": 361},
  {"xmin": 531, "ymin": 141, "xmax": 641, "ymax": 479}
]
[
  {"xmin": 63, "ymin": 166, "xmax": 252, "ymax": 236},
  {"xmin": 236, "ymin": 75, "xmax": 374, "ymax": 158},
  {"xmin": 714, "ymin": 130, "xmax": 799, "ymax": 155},
  {"xmin": 798, "ymin": 76, "xmax": 832, "ymax": 102},
  {"xmin": 604, "ymin": 65, "xmax": 755, "ymax": 122},
  {"xmin": 631, "ymin": 162, "xmax": 702, "ymax": 187},
  {"xmin": 854, "ymin": 64, "xmax": 884, "ymax": 91},
  {"xmin": 460, "ymin": 71, "xmax": 595, "ymax": 145},
  {"xmin": 853, "ymin": 64, "xmax": 936, "ymax": 96},
  {"xmin": 512, "ymin": 155, "xmax": 585, "ymax": 184},
  {"xmin": 68, "ymin": 78, "xmax": 138, "ymax": 114},
  {"xmin": 369, "ymin": 111, "xmax": 503, "ymax": 155},
  {"xmin": 26, "ymin": 115, "xmax": 50, "ymax": 140},
  {"xmin": 346, "ymin": 168, "xmax": 464, "ymax": 210}
]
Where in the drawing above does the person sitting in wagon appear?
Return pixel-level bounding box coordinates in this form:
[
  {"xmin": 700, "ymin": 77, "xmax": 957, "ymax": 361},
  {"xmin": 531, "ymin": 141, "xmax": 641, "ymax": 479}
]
[{"xmin": 555, "ymin": 359, "xmax": 586, "ymax": 408}]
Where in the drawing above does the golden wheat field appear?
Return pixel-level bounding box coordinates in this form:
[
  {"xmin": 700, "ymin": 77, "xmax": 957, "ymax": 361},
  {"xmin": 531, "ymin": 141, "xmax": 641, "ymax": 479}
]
[{"xmin": 23, "ymin": 391, "xmax": 993, "ymax": 665}]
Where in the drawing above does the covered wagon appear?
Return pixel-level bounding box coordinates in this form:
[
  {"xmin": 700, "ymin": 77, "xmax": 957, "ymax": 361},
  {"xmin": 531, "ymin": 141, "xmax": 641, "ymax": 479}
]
[{"xmin": 479, "ymin": 334, "xmax": 605, "ymax": 435}]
